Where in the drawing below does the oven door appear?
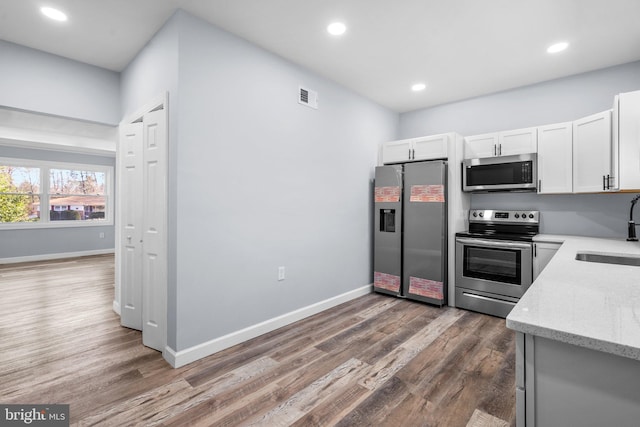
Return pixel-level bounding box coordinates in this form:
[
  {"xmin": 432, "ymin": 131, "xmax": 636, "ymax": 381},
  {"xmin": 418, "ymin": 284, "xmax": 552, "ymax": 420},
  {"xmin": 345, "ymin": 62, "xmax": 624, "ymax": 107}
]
[{"xmin": 455, "ymin": 237, "xmax": 532, "ymax": 298}]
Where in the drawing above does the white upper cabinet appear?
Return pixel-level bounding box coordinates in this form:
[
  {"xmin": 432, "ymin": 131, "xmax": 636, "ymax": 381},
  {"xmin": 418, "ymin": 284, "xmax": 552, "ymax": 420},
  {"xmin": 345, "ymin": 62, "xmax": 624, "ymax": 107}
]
[
  {"xmin": 573, "ymin": 110, "xmax": 613, "ymax": 193},
  {"xmin": 381, "ymin": 134, "xmax": 449, "ymax": 164},
  {"xmin": 499, "ymin": 127, "xmax": 538, "ymax": 156},
  {"xmin": 464, "ymin": 127, "xmax": 536, "ymax": 159},
  {"xmin": 537, "ymin": 122, "xmax": 573, "ymax": 194},
  {"xmin": 614, "ymin": 90, "xmax": 640, "ymax": 191},
  {"xmin": 412, "ymin": 134, "xmax": 449, "ymax": 161},
  {"xmin": 463, "ymin": 133, "xmax": 498, "ymax": 158},
  {"xmin": 381, "ymin": 138, "xmax": 413, "ymax": 164}
]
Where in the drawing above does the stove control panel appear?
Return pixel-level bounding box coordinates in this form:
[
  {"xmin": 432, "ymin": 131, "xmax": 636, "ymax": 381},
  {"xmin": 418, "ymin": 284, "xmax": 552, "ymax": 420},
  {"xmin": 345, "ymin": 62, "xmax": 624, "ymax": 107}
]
[{"xmin": 469, "ymin": 209, "xmax": 539, "ymax": 224}]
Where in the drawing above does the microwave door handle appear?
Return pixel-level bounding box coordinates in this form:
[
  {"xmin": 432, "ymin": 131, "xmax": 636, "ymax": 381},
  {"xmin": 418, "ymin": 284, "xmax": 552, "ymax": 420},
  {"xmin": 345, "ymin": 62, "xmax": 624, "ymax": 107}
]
[{"xmin": 456, "ymin": 238, "xmax": 532, "ymax": 250}]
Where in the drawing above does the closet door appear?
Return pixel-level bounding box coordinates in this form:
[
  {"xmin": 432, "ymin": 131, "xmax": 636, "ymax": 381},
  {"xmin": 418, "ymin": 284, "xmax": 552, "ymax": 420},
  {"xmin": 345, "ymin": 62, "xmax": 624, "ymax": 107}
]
[
  {"xmin": 141, "ymin": 108, "xmax": 167, "ymax": 352},
  {"xmin": 117, "ymin": 101, "xmax": 168, "ymax": 354},
  {"xmin": 119, "ymin": 122, "xmax": 144, "ymax": 330}
]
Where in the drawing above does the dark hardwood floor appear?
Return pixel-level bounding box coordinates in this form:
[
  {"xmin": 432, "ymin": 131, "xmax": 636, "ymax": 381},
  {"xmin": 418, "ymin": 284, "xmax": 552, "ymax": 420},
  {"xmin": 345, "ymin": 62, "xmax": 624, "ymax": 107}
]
[{"xmin": 0, "ymin": 255, "xmax": 515, "ymax": 426}]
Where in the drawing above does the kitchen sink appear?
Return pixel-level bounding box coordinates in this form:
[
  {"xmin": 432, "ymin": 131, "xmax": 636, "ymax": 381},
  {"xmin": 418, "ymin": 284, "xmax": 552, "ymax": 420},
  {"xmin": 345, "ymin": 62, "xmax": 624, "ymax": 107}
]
[{"xmin": 575, "ymin": 251, "xmax": 640, "ymax": 267}]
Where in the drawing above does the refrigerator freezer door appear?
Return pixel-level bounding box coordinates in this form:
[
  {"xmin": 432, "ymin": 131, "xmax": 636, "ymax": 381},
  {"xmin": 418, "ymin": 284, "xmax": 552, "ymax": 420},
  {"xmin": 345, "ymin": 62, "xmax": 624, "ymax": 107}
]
[
  {"xmin": 403, "ymin": 161, "xmax": 448, "ymax": 305},
  {"xmin": 373, "ymin": 165, "xmax": 403, "ymax": 296}
]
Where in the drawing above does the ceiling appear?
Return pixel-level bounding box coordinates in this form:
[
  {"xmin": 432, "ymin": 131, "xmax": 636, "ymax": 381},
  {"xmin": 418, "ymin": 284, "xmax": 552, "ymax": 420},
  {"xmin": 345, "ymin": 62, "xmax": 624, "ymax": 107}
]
[{"xmin": 1, "ymin": 0, "xmax": 640, "ymax": 113}]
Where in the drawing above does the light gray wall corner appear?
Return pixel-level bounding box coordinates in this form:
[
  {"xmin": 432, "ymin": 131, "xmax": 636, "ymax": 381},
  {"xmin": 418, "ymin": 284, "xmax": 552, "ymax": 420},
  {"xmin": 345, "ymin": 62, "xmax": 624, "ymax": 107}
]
[
  {"xmin": 0, "ymin": 40, "xmax": 120, "ymax": 125},
  {"xmin": 120, "ymin": 9, "xmax": 183, "ymax": 351},
  {"xmin": 161, "ymin": 10, "xmax": 397, "ymax": 352}
]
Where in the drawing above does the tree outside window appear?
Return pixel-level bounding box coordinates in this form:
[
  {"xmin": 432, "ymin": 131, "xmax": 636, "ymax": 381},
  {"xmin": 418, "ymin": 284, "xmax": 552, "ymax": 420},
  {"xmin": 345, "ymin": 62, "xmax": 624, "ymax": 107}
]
[{"xmin": 0, "ymin": 166, "xmax": 40, "ymax": 223}]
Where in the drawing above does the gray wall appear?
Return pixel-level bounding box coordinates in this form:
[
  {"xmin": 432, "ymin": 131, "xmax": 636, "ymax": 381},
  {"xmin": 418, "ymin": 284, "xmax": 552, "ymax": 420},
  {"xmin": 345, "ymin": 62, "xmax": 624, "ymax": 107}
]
[
  {"xmin": 399, "ymin": 61, "xmax": 640, "ymax": 238},
  {"xmin": 0, "ymin": 40, "xmax": 121, "ymax": 125},
  {"xmin": 0, "ymin": 146, "xmax": 115, "ymax": 258},
  {"xmin": 121, "ymin": 10, "xmax": 399, "ymax": 352},
  {"xmin": 0, "ymin": 42, "xmax": 120, "ymax": 260}
]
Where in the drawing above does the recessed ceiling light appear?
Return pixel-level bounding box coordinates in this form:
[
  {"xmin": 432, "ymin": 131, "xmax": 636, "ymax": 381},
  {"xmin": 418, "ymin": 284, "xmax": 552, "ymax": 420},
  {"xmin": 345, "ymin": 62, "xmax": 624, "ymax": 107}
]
[
  {"xmin": 41, "ymin": 6, "xmax": 68, "ymax": 22},
  {"xmin": 547, "ymin": 42, "xmax": 569, "ymax": 54},
  {"xmin": 327, "ymin": 22, "xmax": 346, "ymax": 36},
  {"xmin": 411, "ymin": 83, "xmax": 427, "ymax": 92}
]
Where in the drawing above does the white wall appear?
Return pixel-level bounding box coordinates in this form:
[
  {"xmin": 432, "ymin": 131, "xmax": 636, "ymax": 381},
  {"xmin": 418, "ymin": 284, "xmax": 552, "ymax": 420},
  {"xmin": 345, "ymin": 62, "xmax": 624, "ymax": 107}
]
[
  {"xmin": 121, "ymin": 10, "xmax": 398, "ymax": 355},
  {"xmin": 399, "ymin": 61, "xmax": 640, "ymax": 238},
  {"xmin": 0, "ymin": 40, "xmax": 120, "ymax": 125}
]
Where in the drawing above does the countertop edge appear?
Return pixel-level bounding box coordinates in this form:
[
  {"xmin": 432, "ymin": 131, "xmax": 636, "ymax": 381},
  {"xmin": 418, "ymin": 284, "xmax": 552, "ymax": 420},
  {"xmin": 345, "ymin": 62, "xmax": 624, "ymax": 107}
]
[
  {"xmin": 507, "ymin": 234, "xmax": 640, "ymax": 362},
  {"xmin": 506, "ymin": 317, "xmax": 640, "ymax": 361}
]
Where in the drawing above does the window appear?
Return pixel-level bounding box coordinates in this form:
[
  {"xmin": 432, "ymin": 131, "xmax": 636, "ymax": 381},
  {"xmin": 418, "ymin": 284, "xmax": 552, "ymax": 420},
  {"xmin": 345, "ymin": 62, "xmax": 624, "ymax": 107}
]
[
  {"xmin": 49, "ymin": 169, "xmax": 107, "ymax": 222},
  {"xmin": 0, "ymin": 158, "xmax": 113, "ymax": 228},
  {"xmin": 0, "ymin": 166, "xmax": 41, "ymax": 223}
]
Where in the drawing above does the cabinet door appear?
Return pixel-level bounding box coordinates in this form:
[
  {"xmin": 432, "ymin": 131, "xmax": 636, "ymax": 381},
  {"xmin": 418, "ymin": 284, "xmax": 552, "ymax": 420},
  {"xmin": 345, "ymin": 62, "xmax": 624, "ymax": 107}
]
[
  {"xmin": 573, "ymin": 110, "xmax": 612, "ymax": 193},
  {"xmin": 533, "ymin": 242, "xmax": 561, "ymax": 280},
  {"xmin": 413, "ymin": 134, "xmax": 449, "ymax": 161},
  {"xmin": 499, "ymin": 127, "xmax": 537, "ymax": 156},
  {"xmin": 537, "ymin": 122, "xmax": 573, "ymax": 194},
  {"xmin": 381, "ymin": 139, "xmax": 412, "ymax": 164},
  {"xmin": 616, "ymin": 90, "xmax": 640, "ymax": 190},
  {"xmin": 464, "ymin": 133, "xmax": 498, "ymax": 159}
]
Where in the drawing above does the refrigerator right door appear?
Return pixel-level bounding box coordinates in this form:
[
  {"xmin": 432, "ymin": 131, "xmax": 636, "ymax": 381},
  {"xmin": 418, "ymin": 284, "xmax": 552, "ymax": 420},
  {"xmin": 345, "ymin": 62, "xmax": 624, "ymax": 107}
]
[
  {"xmin": 373, "ymin": 165, "xmax": 403, "ymax": 297},
  {"xmin": 403, "ymin": 161, "xmax": 448, "ymax": 306}
]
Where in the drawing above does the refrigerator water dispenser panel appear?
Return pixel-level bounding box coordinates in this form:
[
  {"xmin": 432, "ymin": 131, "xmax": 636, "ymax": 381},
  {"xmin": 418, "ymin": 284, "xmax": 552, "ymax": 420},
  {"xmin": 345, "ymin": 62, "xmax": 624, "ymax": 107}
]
[{"xmin": 380, "ymin": 209, "xmax": 396, "ymax": 232}]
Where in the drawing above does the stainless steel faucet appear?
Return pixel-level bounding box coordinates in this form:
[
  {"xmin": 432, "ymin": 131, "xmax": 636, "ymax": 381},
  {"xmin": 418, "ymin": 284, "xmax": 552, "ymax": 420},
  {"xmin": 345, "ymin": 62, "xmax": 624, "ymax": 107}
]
[{"xmin": 627, "ymin": 194, "xmax": 640, "ymax": 241}]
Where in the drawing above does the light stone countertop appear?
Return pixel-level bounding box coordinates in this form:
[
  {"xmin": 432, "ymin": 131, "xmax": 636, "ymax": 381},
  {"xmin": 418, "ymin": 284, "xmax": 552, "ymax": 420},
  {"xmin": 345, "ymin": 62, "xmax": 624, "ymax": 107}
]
[{"xmin": 506, "ymin": 234, "xmax": 640, "ymax": 361}]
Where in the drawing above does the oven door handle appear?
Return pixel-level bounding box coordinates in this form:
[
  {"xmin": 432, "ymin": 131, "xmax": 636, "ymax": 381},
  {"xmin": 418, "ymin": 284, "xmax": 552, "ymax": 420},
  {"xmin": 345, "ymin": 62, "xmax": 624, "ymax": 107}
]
[{"xmin": 456, "ymin": 238, "xmax": 531, "ymax": 250}]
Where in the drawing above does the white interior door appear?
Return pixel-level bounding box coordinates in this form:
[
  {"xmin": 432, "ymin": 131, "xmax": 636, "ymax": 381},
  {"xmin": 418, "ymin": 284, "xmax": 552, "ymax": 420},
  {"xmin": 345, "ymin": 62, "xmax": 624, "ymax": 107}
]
[
  {"xmin": 119, "ymin": 122, "xmax": 143, "ymax": 330},
  {"xmin": 117, "ymin": 99, "xmax": 167, "ymax": 354},
  {"xmin": 141, "ymin": 108, "xmax": 167, "ymax": 352}
]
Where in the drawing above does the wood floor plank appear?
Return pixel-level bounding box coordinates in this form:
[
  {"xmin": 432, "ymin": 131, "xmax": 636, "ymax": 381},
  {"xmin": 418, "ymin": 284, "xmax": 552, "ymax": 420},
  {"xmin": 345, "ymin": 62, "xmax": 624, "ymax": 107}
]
[
  {"xmin": 0, "ymin": 255, "xmax": 516, "ymax": 426},
  {"xmin": 288, "ymin": 383, "xmax": 370, "ymax": 427}
]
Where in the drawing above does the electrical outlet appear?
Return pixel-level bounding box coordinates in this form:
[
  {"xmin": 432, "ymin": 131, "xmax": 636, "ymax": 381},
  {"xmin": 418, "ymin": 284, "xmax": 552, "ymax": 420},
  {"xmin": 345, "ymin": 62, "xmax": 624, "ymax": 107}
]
[
  {"xmin": 99, "ymin": 232, "xmax": 105, "ymax": 238},
  {"xmin": 278, "ymin": 266, "xmax": 285, "ymax": 281}
]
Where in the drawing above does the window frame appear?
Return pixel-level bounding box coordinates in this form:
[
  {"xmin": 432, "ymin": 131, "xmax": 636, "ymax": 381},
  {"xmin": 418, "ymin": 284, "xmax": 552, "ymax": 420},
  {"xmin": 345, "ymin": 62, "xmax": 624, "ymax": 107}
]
[{"xmin": 0, "ymin": 157, "xmax": 114, "ymax": 229}]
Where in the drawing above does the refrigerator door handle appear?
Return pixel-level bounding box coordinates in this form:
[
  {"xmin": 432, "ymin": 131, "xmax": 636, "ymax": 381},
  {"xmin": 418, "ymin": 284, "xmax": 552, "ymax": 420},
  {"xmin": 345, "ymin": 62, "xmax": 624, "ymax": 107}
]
[{"xmin": 456, "ymin": 238, "xmax": 531, "ymax": 250}]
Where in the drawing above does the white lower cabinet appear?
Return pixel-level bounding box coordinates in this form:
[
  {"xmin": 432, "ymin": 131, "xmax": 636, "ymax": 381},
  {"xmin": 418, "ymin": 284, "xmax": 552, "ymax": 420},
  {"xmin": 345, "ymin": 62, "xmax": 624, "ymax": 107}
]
[
  {"xmin": 532, "ymin": 241, "xmax": 561, "ymax": 280},
  {"xmin": 516, "ymin": 333, "xmax": 640, "ymax": 426}
]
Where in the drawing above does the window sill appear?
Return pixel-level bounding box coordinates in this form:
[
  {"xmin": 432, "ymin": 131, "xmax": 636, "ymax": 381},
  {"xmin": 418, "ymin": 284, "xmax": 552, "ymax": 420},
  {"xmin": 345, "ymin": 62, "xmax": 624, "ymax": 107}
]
[{"xmin": 0, "ymin": 221, "xmax": 113, "ymax": 230}]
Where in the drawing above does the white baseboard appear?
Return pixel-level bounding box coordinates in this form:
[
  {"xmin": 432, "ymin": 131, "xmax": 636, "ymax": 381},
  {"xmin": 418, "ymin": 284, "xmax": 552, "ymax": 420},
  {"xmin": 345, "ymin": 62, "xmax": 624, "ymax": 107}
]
[
  {"xmin": 164, "ymin": 284, "xmax": 373, "ymax": 368},
  {"xmin": 0, "ymin": 248, "xmax": 115, "ymax": 264}
]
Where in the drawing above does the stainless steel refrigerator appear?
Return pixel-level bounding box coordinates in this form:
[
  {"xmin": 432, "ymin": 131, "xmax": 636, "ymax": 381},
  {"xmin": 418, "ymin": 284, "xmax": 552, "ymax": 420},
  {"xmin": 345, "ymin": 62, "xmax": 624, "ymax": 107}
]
[{"xmin": 373, "ymin": 160, "xmax": 448, "ymax": 306}]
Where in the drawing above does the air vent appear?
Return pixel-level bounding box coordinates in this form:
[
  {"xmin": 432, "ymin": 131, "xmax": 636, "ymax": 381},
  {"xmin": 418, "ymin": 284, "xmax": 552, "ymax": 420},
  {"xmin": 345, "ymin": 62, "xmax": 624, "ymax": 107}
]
[{"xmin": 298, "ymin": 86, "xmax": 318, "ymax": 109}]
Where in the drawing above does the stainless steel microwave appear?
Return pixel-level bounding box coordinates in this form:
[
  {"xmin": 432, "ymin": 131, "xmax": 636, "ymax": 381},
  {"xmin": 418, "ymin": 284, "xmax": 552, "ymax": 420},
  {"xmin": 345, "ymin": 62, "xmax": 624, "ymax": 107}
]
[{"xmin": 462, "ymin": 153, "xmax": 537, "ymax": 192}]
